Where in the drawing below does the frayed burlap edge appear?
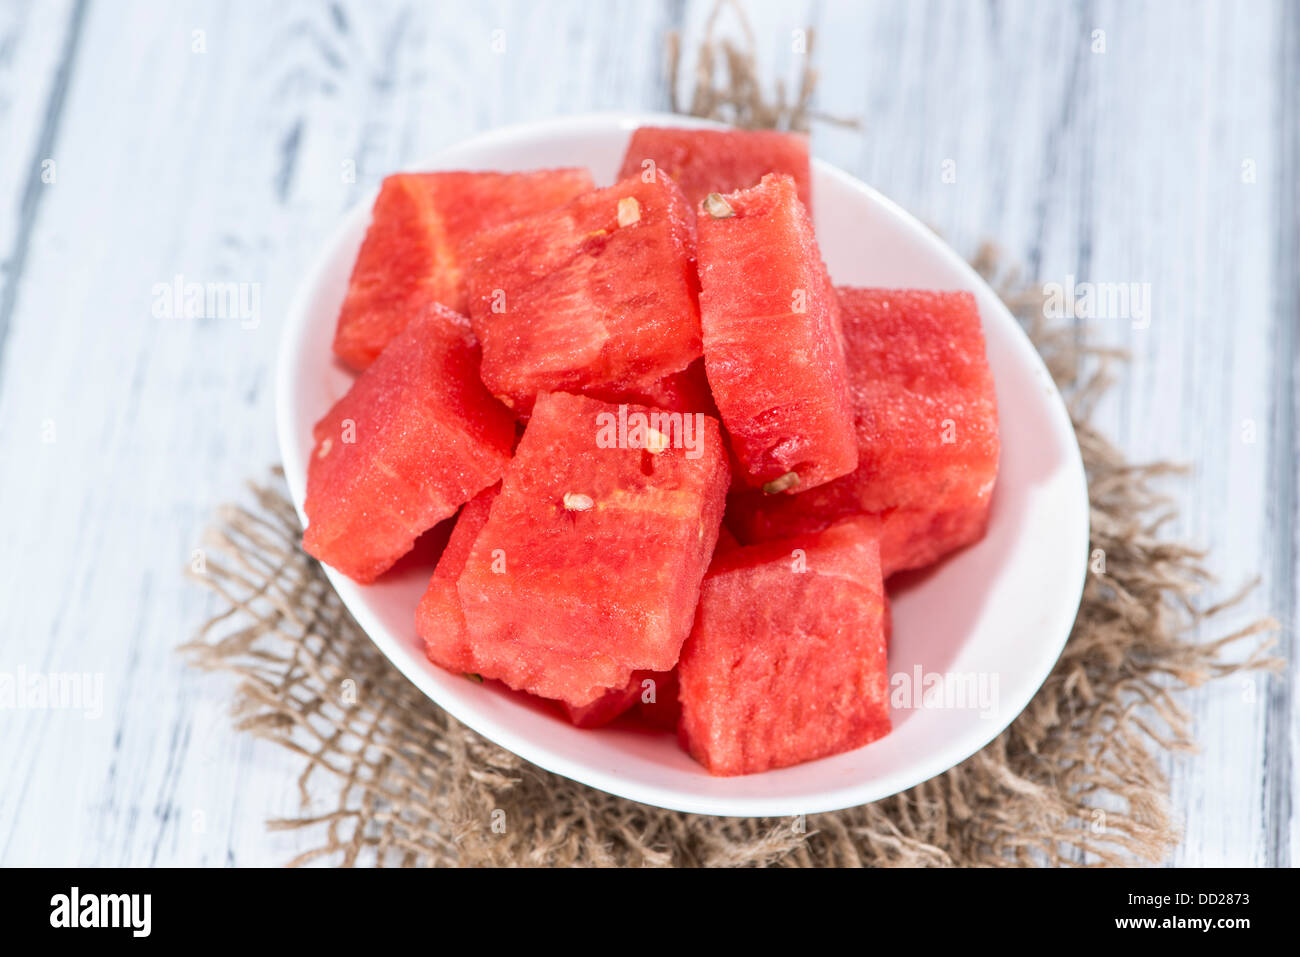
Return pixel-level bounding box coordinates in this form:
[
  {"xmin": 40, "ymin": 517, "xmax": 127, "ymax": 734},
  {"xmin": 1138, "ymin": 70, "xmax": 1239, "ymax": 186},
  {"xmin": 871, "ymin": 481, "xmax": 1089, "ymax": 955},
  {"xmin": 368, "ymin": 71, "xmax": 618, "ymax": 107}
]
[
  {"xmin": 667, "ymin": 0, "xmax": 858, "ymax": 132},
  {"xmin": 179, "ymin": 4, "xmax": 1280, "ymax": 866}
]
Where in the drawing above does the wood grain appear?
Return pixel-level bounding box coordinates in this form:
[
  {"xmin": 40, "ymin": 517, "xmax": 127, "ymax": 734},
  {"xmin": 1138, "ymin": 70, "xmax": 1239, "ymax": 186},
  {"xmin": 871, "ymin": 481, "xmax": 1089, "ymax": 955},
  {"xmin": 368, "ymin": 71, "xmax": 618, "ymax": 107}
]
[{"xmin": 0, "ymin": 0, "xmax": 1292, "ymax": 866}]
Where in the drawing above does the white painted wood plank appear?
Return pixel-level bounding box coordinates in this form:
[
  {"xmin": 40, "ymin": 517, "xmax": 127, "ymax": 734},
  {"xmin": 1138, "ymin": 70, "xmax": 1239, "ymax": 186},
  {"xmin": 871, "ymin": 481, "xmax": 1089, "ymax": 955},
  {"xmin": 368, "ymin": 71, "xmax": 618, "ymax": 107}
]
[
  {"xmin": 0, "ymin": 0, "xmax": 76, "ymax": 223},
  {"xmin": 0, "ymin": 0, "xmax": 1290, "ymax": 866},
  {"xmin": 1269, "ymin": 0, "xmax": 1299, "ymax": 870},
  {"xmin": 0, "ymin": 0, "xmax": 78, "ymax": 351},
  {"xmin": 0, "ymin": 0, "xmax": 344, "ymax": 868}
]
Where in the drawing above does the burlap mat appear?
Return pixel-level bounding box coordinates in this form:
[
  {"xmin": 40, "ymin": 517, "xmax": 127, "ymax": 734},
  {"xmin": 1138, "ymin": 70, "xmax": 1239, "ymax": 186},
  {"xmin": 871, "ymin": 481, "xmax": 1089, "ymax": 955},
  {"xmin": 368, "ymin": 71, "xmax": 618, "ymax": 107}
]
[{"xmin": 181, "ymin": 7, "xmax": 1279, "ymax": 866}]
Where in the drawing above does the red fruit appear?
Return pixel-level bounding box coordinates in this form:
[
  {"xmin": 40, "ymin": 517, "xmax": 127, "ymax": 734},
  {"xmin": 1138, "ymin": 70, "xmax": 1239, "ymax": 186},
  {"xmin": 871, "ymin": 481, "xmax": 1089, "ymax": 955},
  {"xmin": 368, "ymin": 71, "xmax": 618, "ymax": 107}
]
[
  {"xmin": 878, "ymin": 504, "xmax": 992, "ymax": 578},
  {"xmin": 417, "ymin": 483, "xmax": 500, "ymax": 675},
  {"xmin": 730, "ymin": 498, "xmax": 993, "ymax": 579},
  {"xmin": 618, "ymin": 126, "xmax": 812, "ymax": 213},
  {"xmin": 636, "ymin": 668, "xmax": 680, "ymax": 731},
  {"xmin": 726, "ymin": 288, "xmax": 999, "ymax": 575},
  {"xmin": 838, "ymin": 289, "xmax": 999, "ymax": 511},
  {"xmin": 563, "ymin": 671, "xmax": 665, "ymax": 729},
  {"xmin": 333, "ymin": 169, "xmax": 594, "ymax": 369},
  {"xmin": 696, "ymin": 173, "xmax": 857, "ymax": 492},
  {"xmin": 455, "ymin": 391, "xmax": 730, "ymax": 705},
  {"xmin": 303, "ymin": 306, "xmax": 515, "ymax": 583},
  {"xmin": 464, "ymin": 174, "xmax": 702, "ymax": 414},
  {"xmin": 586, "ymin": 358, "xmax": 717, "ymax": 415},
  {"xmin": 677, "ymin": 517, "xmax": 891, "ymax": 776},
  {"xmin": 713, "ymin": 523, "xmax": 740, "ymax": 555},
  {"xmin": 419, "ymin": 492, "xmax": 686, "ymax": 729}
]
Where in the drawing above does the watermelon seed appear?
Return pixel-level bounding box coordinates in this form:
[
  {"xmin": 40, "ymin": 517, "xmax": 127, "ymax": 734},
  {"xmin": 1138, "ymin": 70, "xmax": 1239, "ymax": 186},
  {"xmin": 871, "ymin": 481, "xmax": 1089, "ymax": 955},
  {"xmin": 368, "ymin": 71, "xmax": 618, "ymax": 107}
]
[
  {"xmin": 562, "ymin": 492, "xmax": 595, "ymax": 511},
  {"xmin": 762, "ymin": 471, "xmax": 801, "ymax": 495},
  {"xmin": 703, "ymin": 193, "xmax": 735, "ymax": 219},
  {"xmin": 464, "ymin": 673, "xmax": 484, "ymax": 683},
  {"xmin": 316, "ymin": 438, "xmax": 333, "ymax": 459},
  {"xmin": 617, "ymin": 196, "xmax": 641, "ymax": 227},
  {"xmin": 644, "ymin": 427, "xmax": 669, "ymax": 454}
]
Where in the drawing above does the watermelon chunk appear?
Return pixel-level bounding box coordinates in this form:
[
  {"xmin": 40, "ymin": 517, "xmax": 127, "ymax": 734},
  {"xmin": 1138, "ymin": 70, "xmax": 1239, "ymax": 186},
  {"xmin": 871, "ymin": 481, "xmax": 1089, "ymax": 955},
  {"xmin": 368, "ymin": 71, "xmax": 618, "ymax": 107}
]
[
  {"xmin": 417, "ymin": 483, "xmax": 500, "ymax": 675},
  {"xmin": 618, "ymin": 126, "xmax": 811, "ymax": 213},
  {"xmin": 419, "ymin": 488, "xmax": 670, "ymax": 729},
  {"xmin": 677, "ymin": 516, "xmax": 891, "ymax": 776},
  {"xmin": 713, "ymin": 523, "xmax": 740, "ymax": 555},
  {"xmin": 634, "ymin": 532, "xmax": 750, "ymax": 733},
  {"xmin": 563, "ymin": 671, "xmax": 669, "ymax": 729},
  {"xmin": 730, "ymin": 499, "xmax": 993, "ymax": 580},
  {"xmin": 464, "ymin": 174, "xmax": 702, "ymax": 414},
  {"xmin": 878, "ymin": 504, "xmax": 992, "ymax": 578},
  {"xmin": 333, "ymin": 169, "xmax": 594, "ymax": 369},
  {"xmin": 455, "ymin": 391, "xmax": 730, "ymax": 705},
  {"xmin": 303, "ymin": 306, "xmax": 515, "ymax": 583},
  {"xmin": 697, "ymin": 173, "xmax": 857, "ymax": 492},
  {"xmin": 726, "ymin": 288, "xmax": 999, "ymax": 576},
  {"xmin": 636, "ymin": 668, "xmax": 680, "ymax": 731},
  {"xmin": 586, "ymin": 358, "xmax": 717, "ymax": 415}
]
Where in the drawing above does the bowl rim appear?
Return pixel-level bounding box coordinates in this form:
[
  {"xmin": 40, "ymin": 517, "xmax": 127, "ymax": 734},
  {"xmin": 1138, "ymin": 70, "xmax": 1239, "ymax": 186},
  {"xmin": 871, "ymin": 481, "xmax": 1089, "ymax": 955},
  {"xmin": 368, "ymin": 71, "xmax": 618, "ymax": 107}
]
[{"xmin": 275, "ymin": 110, "xmax": 1090, "ymax": 816}]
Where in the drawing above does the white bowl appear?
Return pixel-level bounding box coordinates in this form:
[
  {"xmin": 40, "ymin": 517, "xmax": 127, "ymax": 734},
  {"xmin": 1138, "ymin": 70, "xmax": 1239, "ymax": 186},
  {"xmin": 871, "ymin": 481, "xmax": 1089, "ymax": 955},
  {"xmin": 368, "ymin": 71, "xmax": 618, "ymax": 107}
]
[{"xmin": 277, "ymin": 112, "xmax": 1089, "ymax": 816}]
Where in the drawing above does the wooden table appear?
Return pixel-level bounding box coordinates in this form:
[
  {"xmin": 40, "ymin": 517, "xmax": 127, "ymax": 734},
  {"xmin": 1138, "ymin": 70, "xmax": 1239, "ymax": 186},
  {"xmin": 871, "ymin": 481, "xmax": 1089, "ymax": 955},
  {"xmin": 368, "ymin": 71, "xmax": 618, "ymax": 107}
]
[{"xmin": 0, "ymin": 0, "xmax": 1293, "ymax": 866}]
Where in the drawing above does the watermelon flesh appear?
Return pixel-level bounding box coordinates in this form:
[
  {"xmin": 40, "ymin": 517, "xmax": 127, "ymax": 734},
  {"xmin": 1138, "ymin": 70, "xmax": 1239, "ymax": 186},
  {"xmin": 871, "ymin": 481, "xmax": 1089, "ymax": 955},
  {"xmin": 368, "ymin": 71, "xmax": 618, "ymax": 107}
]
[
  {"xmin": 878, "ymin": 504, "xmax": 991, "ymax": 578},
  {"xmin": 464, "ymin": 174, "xmax": 702, "ymax": 415},
  {"xmin": 455, "ymin": 391, "xmax": 730, "ymax": 705},
  {"xmin": 726, "ymin": 288, "xmax": 999, "ymax": 576},
  {"xmin": 677, "ymin": 516, "xmax": 891, "ymax": 776},
  {"xmin": 659, "ymin": 521, "xmax": 738, "ymax": 735},
  {"xmin": 618, "ymin": 126, "xmax": 812, "ymax": 213},
  {"xmin": 333, "ymin": 169, "xmax": 594, "ymax": 369},
  {"xmin": 636, "ymin": 668, "xmax": 680, "ymax": 731},
  {"xmin": 417, "ymin": 483, "xmax": 500, "ymax": 675},
  {"xmin": 713, "ymin": 523, "xmax": 740, "ymax": 555},
  {"xmin": 563, "ymin": 671, "xmax": 669, "ymax": 729},
  {"xmin": 696, "ymin": 173, "xmax": 857, "ymax": 493},
  {"xmin": 418, "ymin": 488, "xmax": 670, "ymax": 730},
  {"xmin": 730, "ymin": 500, "xmax": 992, "ymax": 580},
  {"xmin": 585, "ymin": 358, "xmax": 717, "ymax": 416},
  {"xmin": 303, "ymin": 305, "xmax": 515, "ymax": 583}
]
